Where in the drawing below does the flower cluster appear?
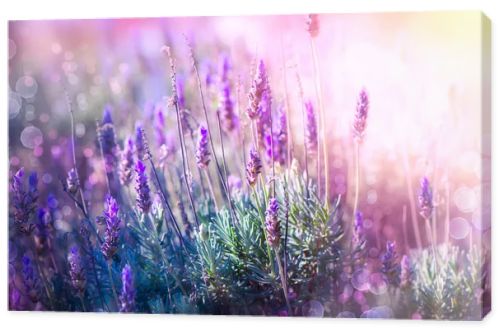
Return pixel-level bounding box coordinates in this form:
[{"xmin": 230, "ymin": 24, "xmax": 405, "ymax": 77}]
[
  {"xmin": 265, "ymin": 198, "xmax": 281, "ymax": 248},
  {"xmin": 246, "ymin": 147, "xmax": 262, "ymax": 187},
  {"xmin": 352, "ymin": 89, "xmax": 369, "ymax": 142},
  {"xmin": 101, "ymin": 195, "xmax": 122, "ymax": 260},
  {"xmin": 195, "ymin": 126, "xmax": 211, "ymax": 169},
  {"xmin": 11, "ymin": 168, "xmax": 38, "ymax": 235},
  {"xmin": 135, "ymin": 160, "xmax": 152, "ymax": 214},
  {"xmin": 418, "ymin": 177, "xmax": 433, "ymax": 220},
  {"xmin": 68, "ymin": 246, "xmax": 86, "ymax": 295}
]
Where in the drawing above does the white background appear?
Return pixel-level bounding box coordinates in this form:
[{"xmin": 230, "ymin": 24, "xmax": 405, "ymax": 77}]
[{"xmin": 0, "ymin": 0, "xmax": 497, "ymax": 333}]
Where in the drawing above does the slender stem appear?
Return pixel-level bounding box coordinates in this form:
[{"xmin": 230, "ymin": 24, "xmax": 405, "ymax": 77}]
[
  {"xmin": 280, "ymin": 36, "xmax": 293, "ymax": 169},
  {"xmin": 252, "ymin": 187, "xmax": 274, "ymax": 274},
  {"xmin": 31, "ymin": 237, "xmax": 55, "ymax": 310},
  {"xmin": 352, "ymin": 140, "xmax": 360, "ymax": 222},
  {"xmin": 310, "ymin": 38, "xmax": 329, "ymax": 206},
  {"xmin": 275, "ymin": 247, "xmax": 291, "ymax": 315},
  {"xmin": 106, "ymin": 261, "xmax": 119, "ymax": 310},
  {"xmin": 204, "ymin": 169, "xmax": 219, "ymax": 211},
  {"xmin": 173, "ymin": 102, "xmax": 200, "ymax": 228},
  {"xmin": 147, "ymin": 158, "xmax": 185, "ymax": 247}
]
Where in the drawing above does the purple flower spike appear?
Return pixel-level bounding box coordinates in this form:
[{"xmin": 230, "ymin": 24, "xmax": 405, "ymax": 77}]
[
  {"xmin": 305, "ymin": 100, "xmax": 318, "ymax": 155},
  {"xmin": 306, "ymin": 14, "xmax": 320, "ymax": 38},
  {"xmin": 352, "ymin": 211, "xmax": 365, "ymax": 246},
  {"xmin": 119, "ymin": 137, "xmax": 135, "ymax": 186},
  {"xmin": 247, "ymin": 60, "xmax": 268, "ymax": 120},
  {"xmin": 418, "ymin": 177, "xmax": 433, "ymax": 220},
  {"xmin": 399, "ymin": 255, "xmax": 411, "ymax": 289},
  {"xmin": 101, "ymin": 195, "xmax": 121, "ymax": 260},
  {"xmin": 352, "ymin": 89, "xmax": 369, "ymax": 142},
  {"xmin": 381, "ymin": 241, "xmax": 400, "ymax": 286},
  {"xmin": 68, "ymin": 246, "xmax": 86, "ymax": 295},
  {"xmin": 11, "ymin": 168, "xmax": 38, "ymax": 235},
  {"xmin": 22, "ymin": 255, "xmax": 39, "ymax": 303},
  {"xmin": 34, "ymin": 208, "xmax": 51, "ymax": 254},
  {"xmin": 195, "ymin": 126, "xmax": 211, "ymax": 169},
  {"xmin": 265, "ymin": 198, "xmax": 281, "ymax": 248},
  {"xmin": 66, "ymin": 168, "xmax": 79, "ymax": 195},
  {"xmin": 135, "ymin": 160, "xmax": 152, "ymax": 214},
  {"xmin": 119, "ymin": 264, "xmax": 136, "ymax": 313},
  {"xmin": 219, "ymin": 82, "xmax": 237, "ymax": 133},
  {"xmin": 246, "ymin": 147, "xmax": 262, "ymax": 187},
  {"xmin": 99, "ymin": 107, "xmax": 117, "ymax": 172},
  {"xmin": 135, "ymin": 123, "xmax": 145, "ymax": 160}
]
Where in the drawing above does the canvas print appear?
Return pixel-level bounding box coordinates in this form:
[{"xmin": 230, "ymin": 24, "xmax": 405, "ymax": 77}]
[{"xmin": 8, "ymin": 12, "xmax": 491, "ymax": 319}]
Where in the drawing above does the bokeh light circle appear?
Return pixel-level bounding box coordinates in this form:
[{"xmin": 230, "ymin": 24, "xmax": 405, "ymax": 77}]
[
  {"xmin": 337, "ymin": 311, "xmax": 356, "ymax": 318},
  {"xmin": 20, "ymin": 125, "xmax": 43, "ymax": 149},
  {"xmin": 453, "ymin": 186, "xmax": 477, "ymax": 213},
  {"xmin": 15, "ymin": 76, "xmax": 38, "ymax": 98},
  {"xmin": 449, "ymin": 217, "xmax": 471, "ymax": 240},
  {"xmin": 351, "ymin": 268, "xmax": 371, "ymax": 291},
  {"xmin": 302, "ymin": 300, "xmax": 324, "ymax": 317},
  {"xmin": 361, "ymin": 306, "xmax": 394, "ymax": 318},
  {"xmin": 9, "ymin": 91, "xmax": 22, "ymax": 119}
]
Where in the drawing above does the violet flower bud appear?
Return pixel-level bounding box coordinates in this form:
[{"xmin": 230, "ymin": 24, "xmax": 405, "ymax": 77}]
[
  {"xmin": 247, "ymin": 60, "xmax": 268, "ymax": 120},
  {"xmin": 352, "ymin": 89, "xmax": 369, "ymax": 142},
  {"xmin": 135, "ymin": 160, "xmax": 152, "ymax": 214},
  {"xmin": 34, "ymin": 208, "xmax": 51, "ymax": 254},
  {"xmin": 265, "ymin": 198, "xmax": 281, "ymax": 248},
  {"xmin": 195, "ymin": 126, "xmax": 211, "ymax": 169},
  {"xmin": 381, "ymin": 241, "xmax": 401, "ymax": 286},
  {"xmin": 11, "ymin": 168, "xmax": 38, "ymax": 235},
  {"xmin": 101, "ymin": 195, "xmax": 121, "ymax": 260},
  {"xmin": 66, "ymin": 168, "xmax": 79, "ymax": 195},
  {"xmin": 68, "ymin": 245, "xmax": 86, "ymax": 295},
  {"xmin": 99, "ymin": 106, "xmax": 117, "ymax": 172},
  {"xmin": 305, "ymin": 100, "xmax": 318, "ymax": 155},
  {"xmin": 119, "ymin": 264, "xmax": 136, "ymax": 313},
  {"xmin": 399, "ymin": 255, "xmax": 412, "ymax": 289},
  {"xmin": 246, "ymin": 147, "xmax": 262, "ymax": 187},
  {"xmin": 135, "ymin": 123, "xmax": 145, "ymax": 161},
  {"xmin": 119, "ymin": 137, "xmax": 135, "ymax": 186},
  {"xmin": 418, "ymin": 176, "xmax": 433, "ymax": 220},
  {"xmin": 306, "ymin": 14, "xmax": 320, "ymax": 38}
]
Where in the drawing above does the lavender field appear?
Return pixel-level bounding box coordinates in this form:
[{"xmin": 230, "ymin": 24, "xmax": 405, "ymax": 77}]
[{"xmin": 8, "ymin": 13, "xmax": 491, "ymax": 319}]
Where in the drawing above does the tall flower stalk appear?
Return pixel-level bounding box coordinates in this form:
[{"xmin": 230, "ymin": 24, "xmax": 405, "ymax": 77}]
[
  {"xmin": 196, "ymin": 125, "xmax": 218, "ymax": 210},
  {"xmin": 265, "ymin": 198, "xmax": 291, "ymax": 314},
  {"xmin": 307, "ymin": 14, "xmax": 329, "ymax": 205},
  {"xmin": 101, "ymin": 194, "xmax": 121, "ymax": 309},
  {"xmin": 352, "ymin": 89, "xmax": 369, "ymax": 226},
  {"xmin": 119, "ymin": 264, "xmax": 136, "ymax": 313}
]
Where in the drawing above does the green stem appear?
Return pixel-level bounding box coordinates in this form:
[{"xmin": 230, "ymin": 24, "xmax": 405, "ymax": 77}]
[
  {"xmin": 106, "ymin": 261, "xmax": 119, "ymax": 311},
  {"xmin": 274, "ymin": 247, "xmax": 291, "ymax": 315}
]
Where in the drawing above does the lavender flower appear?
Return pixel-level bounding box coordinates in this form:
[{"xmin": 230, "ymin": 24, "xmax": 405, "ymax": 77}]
[
  {"xmin": 399, "ymin": 255, "xmax": 411, "ymax": 289},
  {"xmin": 418, "ymin": 176, "xmax": 433, "ymax": 220},
  {"xmin": 119, "ymin": 137, "xmax": 135, "ymax": 186},
  {"xmin": 352, "ymin": 89, "xmax": 369, "ymax": 142},
  {"xmin": 22, "ymin": 255, "xmax": 39, "ymax": 303},
  {"xmin": 99, "ymin": 106, "xmax": 117, "ymax": 172},
  {"xmin": 246, "ymin": 147, "xmax": 262, "ymax": 187},
  {"xmin": 34, "ymin": 208, "xmax": 51, "ymax": 254},
  {"xmin": 306, "ymin": 14, "xmax": 320, "ymax": 38},
  {"xmin": 176, "ymin": 75, "xmax": 186, "ymax": 111},
  {"xmin": 135, "ymin": 160, "xmax": 152, "ymax": 214},
  {"xmin": 195, "ymin": 126, "xmax": 211, "ymax": 169},
  {"xmin": 66, "ymin": 168, "xmax": 79, "ymax": 195},
  {"xmin": 11, "ymin": 168, "xmax": 38, "ymax": 235},
  {"xmin": 135, "ymin": 123, "xmax": 145, "ymax": 160},
  {"xmin": 352, "ymin": 211, "xmax": 365, "ymax": 247},
  {"xmin": 101, "ymin": 195, "xmax": 121, "ymax": 260},
  {"xmin": 381, "ymin": 241, "xmax": 400, "ymax": 286},
  {"xmin": 265, "ymin": 198, "xmax": 281, "ymax": 248},
  {"xmin": 119, "ymin": 264, "xmax": 136, "ymax": 313},
  {"xmin": 305, "ymin": 100, "xmax": 318, "ymax": 155},
  {"xmin": 68, "ymin": 245, "xmax": 86, "ymax": 295},
  {"xmin": 219, "ymin": 82, "xmax": 237, "ymax": 133},
  {"xmin": 247, "ymin": 60, "xmax": 268, "ymax": 120}
]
